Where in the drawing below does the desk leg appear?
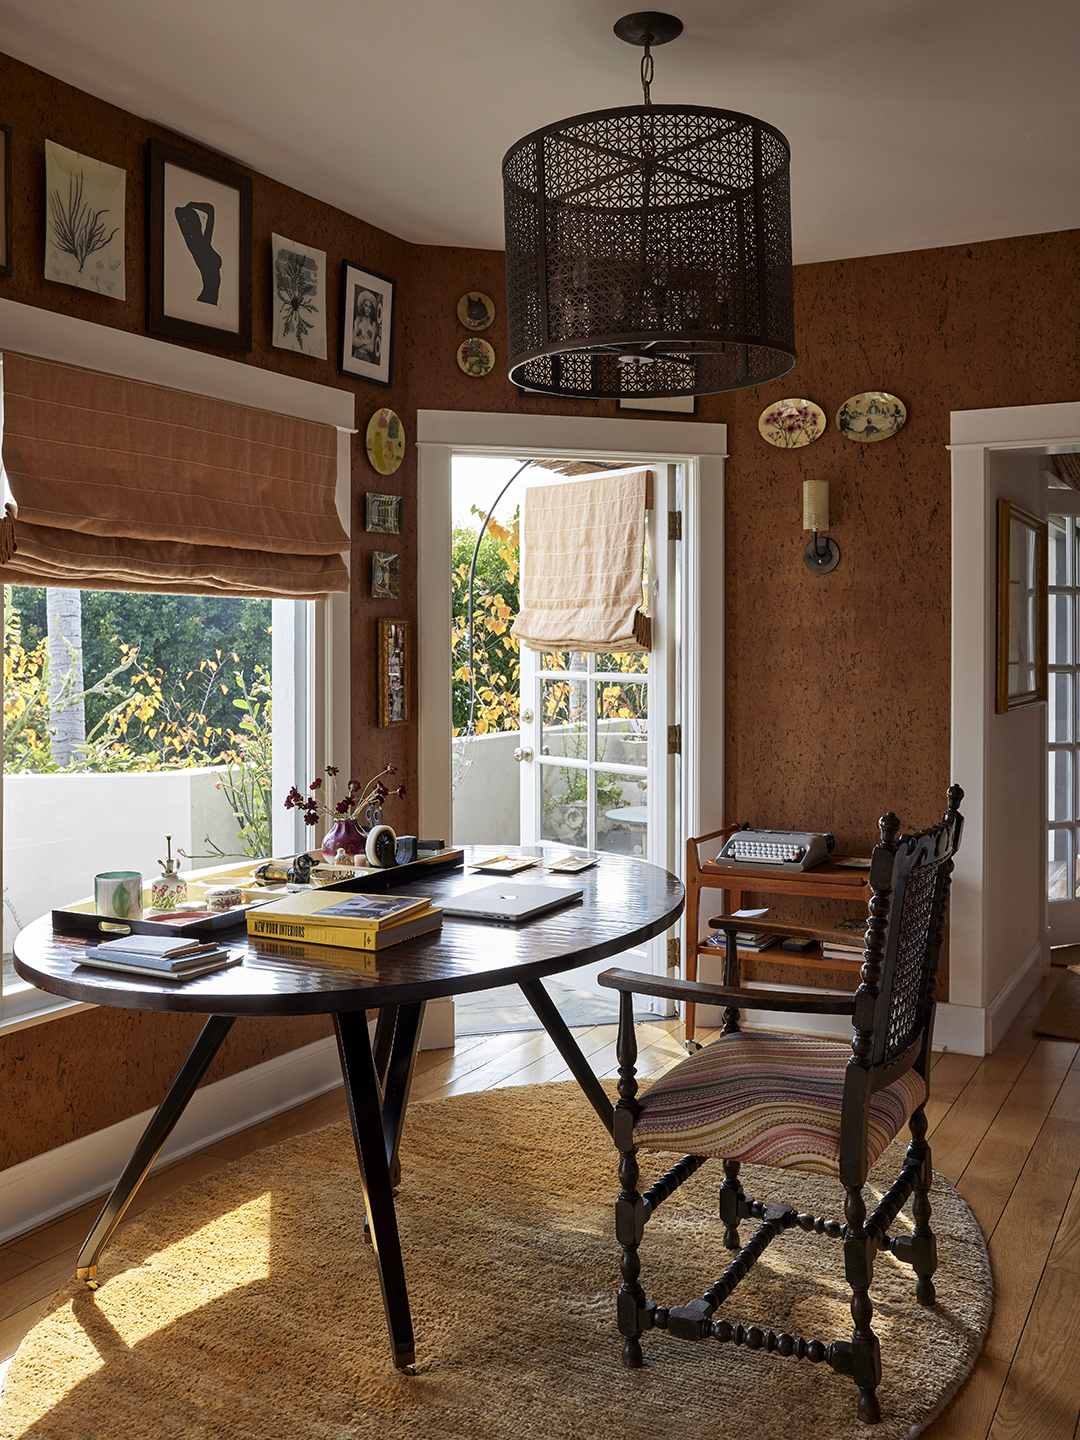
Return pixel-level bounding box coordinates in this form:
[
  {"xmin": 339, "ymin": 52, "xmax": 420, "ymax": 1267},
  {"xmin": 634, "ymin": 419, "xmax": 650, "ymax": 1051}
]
[
  {"xmin": 518, "ymin": 978, "xmax": 614, "ymax": 1136},
  {"xmin": 335, "ymin": 1008, "xmax": 419, "ymax": 1373},
  {"xmin": 76, "ymin": 1013, "xmax": 235, "ymax": 1284}
]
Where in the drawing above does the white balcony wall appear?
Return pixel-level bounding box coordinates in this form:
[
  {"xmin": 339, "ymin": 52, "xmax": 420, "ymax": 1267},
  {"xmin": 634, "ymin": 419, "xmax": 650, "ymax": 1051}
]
[
  {"xmin": 3, "ymin": 767, "xmax": 244, "ymax": 953},
  {"xmin": 452, "ymin": 730, "xmax": 520, "ymax": 846}
]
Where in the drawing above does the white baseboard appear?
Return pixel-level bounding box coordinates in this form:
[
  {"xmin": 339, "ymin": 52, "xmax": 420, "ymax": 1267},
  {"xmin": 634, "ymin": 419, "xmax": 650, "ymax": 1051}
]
[
  {"xmin": 987, "ymin": 940, "xmax": 1047, "ymax": 1052},
  {"xmin": 933, "ymin": 1001, "xmax": 987, "ymax": 1056}
]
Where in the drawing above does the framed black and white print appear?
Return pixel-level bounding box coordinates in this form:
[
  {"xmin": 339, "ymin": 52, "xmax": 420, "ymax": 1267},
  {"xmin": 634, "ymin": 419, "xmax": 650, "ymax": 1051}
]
[
  {"xmin": 339, "ymin": 260, "xmax": 395, "ymax": 387},
  {"xmin": 147, "ymin": 140, "xmax": 252, "ymax": 352},
  {"xmin": 0, "ymin": 124, "xmax": 12, "ymax": 278}
]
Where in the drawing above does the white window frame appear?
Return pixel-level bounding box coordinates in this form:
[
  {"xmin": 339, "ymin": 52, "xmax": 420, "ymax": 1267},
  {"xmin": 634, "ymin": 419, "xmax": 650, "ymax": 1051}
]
[{"xmin": 0, "ymin": 297, "xmax": 353, "ymax": 1033}]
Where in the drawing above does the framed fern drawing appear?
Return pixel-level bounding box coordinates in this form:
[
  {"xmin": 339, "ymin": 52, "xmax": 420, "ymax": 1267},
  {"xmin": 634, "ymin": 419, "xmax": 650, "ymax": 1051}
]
[{"xmin": 44, "ymin": 139, "xmax": 125, "ymax": 299}]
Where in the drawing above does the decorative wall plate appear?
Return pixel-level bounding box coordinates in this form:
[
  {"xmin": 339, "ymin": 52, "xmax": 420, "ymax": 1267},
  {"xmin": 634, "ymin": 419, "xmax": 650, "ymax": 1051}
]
[
  {"xmin": 758, "ymin": 398, "xmax": 827, "ymax": 449},
  {"xmin": 365, "ymin": 493, "xmax": 403, "ymax": 534},
  {"xmin": 836, "ymin": 391, "xmax": 907, "ymax": 442},
  {"xmin": 457, "ymin": 291, "xmax": 496, "ymax": 331},
  {"xmin": 371, "ymin": 551, "xmax": 400, "ymax": 599},
  {"xmin": 365, "ymin": 408, "xmax": 405, "ymax": 474},
  {"xmin": 457, "ymin": 336, "xmax": 496, "ymax": 378}
]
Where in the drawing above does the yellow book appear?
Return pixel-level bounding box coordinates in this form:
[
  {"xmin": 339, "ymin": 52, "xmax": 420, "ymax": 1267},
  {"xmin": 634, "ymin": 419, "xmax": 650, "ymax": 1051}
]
[
  {"xmin": 246, "ymin": 889, "xmax": 431, "ymax": 933},
  {"xmin": 247, "ymin": 905, "xmax": 443, "ymax": 951}
]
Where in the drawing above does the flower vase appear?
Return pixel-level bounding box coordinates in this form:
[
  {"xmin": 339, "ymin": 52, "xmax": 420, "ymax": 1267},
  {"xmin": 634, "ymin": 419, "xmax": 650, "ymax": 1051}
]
[{"xmin": 321, "ymin": 817, "xmax": 368, "ymax": 862}]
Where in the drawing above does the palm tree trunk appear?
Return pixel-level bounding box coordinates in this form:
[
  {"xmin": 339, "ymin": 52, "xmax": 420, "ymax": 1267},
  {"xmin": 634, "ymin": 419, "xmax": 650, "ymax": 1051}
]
[{"xmin": 47, "ymin": 587, "xmax": 86, "ymax": 767}]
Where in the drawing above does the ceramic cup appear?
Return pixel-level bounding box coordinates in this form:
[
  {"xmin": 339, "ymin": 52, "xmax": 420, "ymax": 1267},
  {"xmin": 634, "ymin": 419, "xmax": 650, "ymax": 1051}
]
[{"xmin": 95, "ymin": 871, "xmax": 143, "ymax": 921}]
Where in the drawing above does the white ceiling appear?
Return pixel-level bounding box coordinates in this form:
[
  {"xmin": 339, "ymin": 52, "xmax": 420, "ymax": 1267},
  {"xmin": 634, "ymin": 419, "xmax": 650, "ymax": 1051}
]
[{"xmin": 3, "ymin": 0, "xmax": 1079, "ymax": 264}]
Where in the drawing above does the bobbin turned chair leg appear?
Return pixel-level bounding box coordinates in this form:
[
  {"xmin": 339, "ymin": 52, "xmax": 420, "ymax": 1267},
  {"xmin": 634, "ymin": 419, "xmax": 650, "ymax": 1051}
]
[
  {"xmin": 845, "ymin": 1184, "xmax": 882, "ymax": 1424},
  {"xmin": 906, "ymin": 1104, "xmax": 938, "ymax": 1306},
  {"xmin": 719, "ymin": 1158, "xmax": 748, "ymax": 1250}
]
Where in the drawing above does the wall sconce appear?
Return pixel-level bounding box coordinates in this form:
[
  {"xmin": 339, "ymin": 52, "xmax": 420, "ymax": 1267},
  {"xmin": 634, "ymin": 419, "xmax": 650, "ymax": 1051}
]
[{"xmin": 803, "ymin": 479, "xmax": 840, "ymax": 575}]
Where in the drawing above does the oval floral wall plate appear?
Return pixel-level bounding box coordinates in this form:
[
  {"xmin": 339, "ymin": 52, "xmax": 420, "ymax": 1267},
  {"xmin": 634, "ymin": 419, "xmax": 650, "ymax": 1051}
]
[
  {"xmin": 457, "ymin": 337, "xmax": 496, "ymax": 378},
  {"xmin": 366, "ymin": 408, "xmax": 405, "ymax": 475},
  {"xmin": 758, "ymin": 398, "xmax": 827, "ymax": 449},
  {"xmin": 457, "ymin": 291, "xmax": 496, "ymax": 331},
  {"xmin": 836, "ymin": 391, "xmax": 907, "ymax": 442}
]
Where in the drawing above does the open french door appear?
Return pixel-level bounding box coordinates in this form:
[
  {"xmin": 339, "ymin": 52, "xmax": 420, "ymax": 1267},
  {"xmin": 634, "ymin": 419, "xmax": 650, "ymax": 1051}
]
[{"xmin": 516, "ymin": 464, "xmax": 679, "ymax": 984}]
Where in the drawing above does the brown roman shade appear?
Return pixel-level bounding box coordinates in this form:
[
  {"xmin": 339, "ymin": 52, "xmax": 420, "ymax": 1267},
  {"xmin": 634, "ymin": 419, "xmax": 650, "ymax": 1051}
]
[
  {"xmin": 0, "ymin": 352, "xmax": 349, "ymax": 599},
  {"xmin": 511, "ymin": 469, "xmax": 651, "ymax": 653}
]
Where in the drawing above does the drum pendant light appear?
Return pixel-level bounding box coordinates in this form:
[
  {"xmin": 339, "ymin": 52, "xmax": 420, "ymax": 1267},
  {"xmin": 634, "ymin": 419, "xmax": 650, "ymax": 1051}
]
[{"xmin": 502, "ymin": 12, "xmax": 796, "ymax": 400}]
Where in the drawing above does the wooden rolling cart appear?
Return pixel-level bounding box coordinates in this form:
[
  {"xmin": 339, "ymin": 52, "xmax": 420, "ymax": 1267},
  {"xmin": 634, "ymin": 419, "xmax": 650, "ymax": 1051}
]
[{"xmin": 684, "ymin": 826, "xmax": 873, "ymax": 1047}]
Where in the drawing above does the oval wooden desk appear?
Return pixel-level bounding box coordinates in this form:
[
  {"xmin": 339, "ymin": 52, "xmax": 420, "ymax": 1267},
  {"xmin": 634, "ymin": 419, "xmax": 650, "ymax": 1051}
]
[{"xmin": 14, "ymin": 845, "xmax": 684, "ymax": 1372}]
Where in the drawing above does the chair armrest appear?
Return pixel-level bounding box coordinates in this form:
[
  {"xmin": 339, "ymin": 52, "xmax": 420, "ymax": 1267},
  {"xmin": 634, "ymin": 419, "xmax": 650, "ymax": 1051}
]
[
  {"xmin": 598, "ymin": 967, "xmax": 857, "ymax": 1016},
  {"xmin": 706, "ymin": 914, "xmax": 866, "ymax": 950}
]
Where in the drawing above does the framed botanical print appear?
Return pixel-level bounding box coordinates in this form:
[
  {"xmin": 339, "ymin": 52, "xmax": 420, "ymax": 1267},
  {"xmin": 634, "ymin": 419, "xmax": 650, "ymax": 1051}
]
[
  {"xmin": 271, "ymin": 232, "xmax": 327, "ymax": 357},
  {"xmin": 147, "ymin": 139, "xmax": 252, "ymax": 352},
  {"xmin": 44, "ymin": 139, "xmax": 126, "ymax": 298},
  {"xmin": 339, "ymin": 260, "xmax": 395, "ymax": 386},
  {"xmin": 378, "ymin": 619, "xmax": 409, "ymax": 726},
  {"xmin": 996, "ymin": 498, "xmax": 1048, "ymax": 713},
  {"xmin": 0, "ymin": 123, "xmax": 12, "ymax": 278}
]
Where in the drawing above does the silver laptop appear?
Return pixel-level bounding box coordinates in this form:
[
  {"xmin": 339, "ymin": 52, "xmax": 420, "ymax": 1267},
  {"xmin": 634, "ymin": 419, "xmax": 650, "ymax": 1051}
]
[{"xmin": 441, "ymin": 882, "xmax": 585, "ymax": 923}]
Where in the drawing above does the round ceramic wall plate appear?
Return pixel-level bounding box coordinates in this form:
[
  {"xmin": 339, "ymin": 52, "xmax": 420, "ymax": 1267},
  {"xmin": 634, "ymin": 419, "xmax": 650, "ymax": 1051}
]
[
  {"xmin": 365, "ymin": 408, "xmax": 405, "ymax": 475},
  {"xmin": 836, "ymin": 391, "xmax": 907, "ymax": 442},
  {"xmin": 457, "ymin": 337, "xmax": 496, "ymax": 378},
  {"xmin": 758, "ymin": 398, "xmax": 827, "ymax": 449},
  {"xmin": 457, "ymin": 291, "xmax": 496, "ymax": 331}
]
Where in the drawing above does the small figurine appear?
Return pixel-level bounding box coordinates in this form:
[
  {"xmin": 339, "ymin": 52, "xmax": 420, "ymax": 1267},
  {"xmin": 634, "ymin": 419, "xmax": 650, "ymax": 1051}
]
[{"xmin": 151, "ymin": 836, "xmax": 187, "ymax": 911}]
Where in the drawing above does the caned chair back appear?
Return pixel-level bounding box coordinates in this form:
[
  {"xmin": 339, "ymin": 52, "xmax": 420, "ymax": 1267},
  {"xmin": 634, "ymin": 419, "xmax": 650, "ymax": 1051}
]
[{"xmin": 839, "ymin": 786, "xmax": 963, "ymax": 1182}]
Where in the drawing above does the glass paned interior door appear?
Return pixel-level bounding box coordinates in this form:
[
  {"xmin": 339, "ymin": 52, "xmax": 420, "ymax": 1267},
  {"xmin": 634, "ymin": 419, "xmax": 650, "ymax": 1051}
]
[{"xmin": 1047, "ymin": 512, "xmax": 1080, "ymax": 939}]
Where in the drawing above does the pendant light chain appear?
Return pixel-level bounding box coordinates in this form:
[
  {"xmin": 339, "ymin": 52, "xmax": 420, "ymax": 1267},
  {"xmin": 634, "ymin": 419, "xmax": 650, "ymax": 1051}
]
[{"xmin": 640, "ymin": 41, "xmax": 654, "ymax": 106}]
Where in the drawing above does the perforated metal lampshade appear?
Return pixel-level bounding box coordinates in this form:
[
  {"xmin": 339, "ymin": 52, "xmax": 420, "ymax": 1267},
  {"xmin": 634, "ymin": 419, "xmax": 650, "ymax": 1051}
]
[{"xmin": 502, "ymin": 104, "xmax": 796, "ymax": 400}]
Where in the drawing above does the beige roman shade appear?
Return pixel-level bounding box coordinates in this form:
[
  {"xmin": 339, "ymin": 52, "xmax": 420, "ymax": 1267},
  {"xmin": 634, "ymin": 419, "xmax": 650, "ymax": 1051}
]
[
  {"xmin": 511, "ymin": 469, "xmax": 651, "ymax": 653},
  {"xmin": 0, "ymin": 352, "xmax": 349, "ymax": 599}
]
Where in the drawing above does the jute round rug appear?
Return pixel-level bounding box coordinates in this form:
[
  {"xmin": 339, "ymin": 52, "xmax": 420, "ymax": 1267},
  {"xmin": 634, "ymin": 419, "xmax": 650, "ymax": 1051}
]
[{"xmin": 1, "ymin": 1081, "xmax": 990, "ymax": 1440}]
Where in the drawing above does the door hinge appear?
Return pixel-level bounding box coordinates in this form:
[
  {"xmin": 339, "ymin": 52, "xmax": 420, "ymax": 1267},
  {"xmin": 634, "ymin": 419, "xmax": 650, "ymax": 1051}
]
[
  {"xmin": 667, "ymin": 724, "xmax": 682, "ymax": 755},
  {"xmin": 668, "ymin": 510, "xmax": 682, "ymax": 541},
  {"xmin": 667, "ymin": 935, "xmax": 680, "ymax": 972}
]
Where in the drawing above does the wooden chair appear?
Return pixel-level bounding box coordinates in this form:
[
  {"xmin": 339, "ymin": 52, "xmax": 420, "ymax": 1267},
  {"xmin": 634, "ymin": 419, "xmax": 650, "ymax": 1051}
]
[{"xmin": 597, "ymin": 786, "xmax": 964, "ymax": 1424}]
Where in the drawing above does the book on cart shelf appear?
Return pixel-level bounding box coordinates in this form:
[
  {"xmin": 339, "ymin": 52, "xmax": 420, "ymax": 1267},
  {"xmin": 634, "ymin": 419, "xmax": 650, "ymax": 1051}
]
[{"xmin": 247, "ymin": 891, "xmax": 443, "ymax": 951}]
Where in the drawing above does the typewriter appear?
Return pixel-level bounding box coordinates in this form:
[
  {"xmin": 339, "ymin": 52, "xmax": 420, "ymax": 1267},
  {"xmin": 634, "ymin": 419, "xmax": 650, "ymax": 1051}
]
[{"xmin": 715, "ymin": 828, "xmax": 835, "ymax": 872}]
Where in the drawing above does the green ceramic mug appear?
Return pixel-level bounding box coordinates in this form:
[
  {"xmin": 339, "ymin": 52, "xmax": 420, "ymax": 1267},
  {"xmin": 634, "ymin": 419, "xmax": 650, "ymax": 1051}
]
[{"xmin": 95, "ymin": 871, "xmax": 143, "ymax": 922}]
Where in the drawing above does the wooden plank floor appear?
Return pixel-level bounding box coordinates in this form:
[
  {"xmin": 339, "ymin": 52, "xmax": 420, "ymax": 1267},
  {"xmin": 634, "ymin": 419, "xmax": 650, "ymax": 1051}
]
[{"xmin": 1, "ymin": 968, "xmax": 1078, "ymax": 1438}]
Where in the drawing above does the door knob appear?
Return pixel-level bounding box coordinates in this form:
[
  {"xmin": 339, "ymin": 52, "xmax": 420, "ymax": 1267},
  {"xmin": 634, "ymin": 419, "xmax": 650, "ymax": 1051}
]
[{"xmin": 513, "ymin": 746, "xmax": 534, "ymax": 763}]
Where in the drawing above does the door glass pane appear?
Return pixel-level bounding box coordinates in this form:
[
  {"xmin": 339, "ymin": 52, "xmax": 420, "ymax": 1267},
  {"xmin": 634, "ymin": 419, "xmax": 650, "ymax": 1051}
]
[
  {"xmin": 1050, "ymin": 828, "xmax": 1071, "ymax": 900},
  {"xmin": 1051, "ymin": 749, "xmax": 1073, "ymax": 821},
  {"xmin": 1051, "ymin": 594, "xmax": 1072, "ymax": 665},
  {"xmin": 1052, "ymin": 673, "xmax": 1073, "ymax": 743},
  {"xmin": 596, "ymin": 678, "xmax": 648, "ymax": 766},
  {"xmin": 541, "ymin": 676, "xmax": 586, "ymax": 761},
  {"xmin": 541, "ymin": 763, "xmax": 587, "ymax": 846},
  {"xmin": 1050, "ymin": 516, "xmax": 1069, "ymax": 586},
  {"xmin": 596, "ymin": 769, "xmax": 647, "ymax": 855}
]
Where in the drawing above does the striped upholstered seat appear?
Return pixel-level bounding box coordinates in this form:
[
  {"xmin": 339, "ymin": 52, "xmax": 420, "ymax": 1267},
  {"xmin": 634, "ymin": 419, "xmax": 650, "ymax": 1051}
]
[{"xmin": 632, "ymin": 1031, "xmax": 926, "ymax": 1177}]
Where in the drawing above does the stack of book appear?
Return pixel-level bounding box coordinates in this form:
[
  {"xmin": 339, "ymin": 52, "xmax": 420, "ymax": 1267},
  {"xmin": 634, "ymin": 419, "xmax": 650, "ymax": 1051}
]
[
  {"xmin": 821, "ymin": 918, "xmax": 867, "ymax": 963},
  {"xmin": 246, "ymin": 890, "xmax": 442, "ymax": 951},
  {"xmin": 704, "ymin": 929, "xmax": 779, "ymax": 951},
  {"xmin": 79, "ymin": 935, "xmax": 242, "ymax": 980}
]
